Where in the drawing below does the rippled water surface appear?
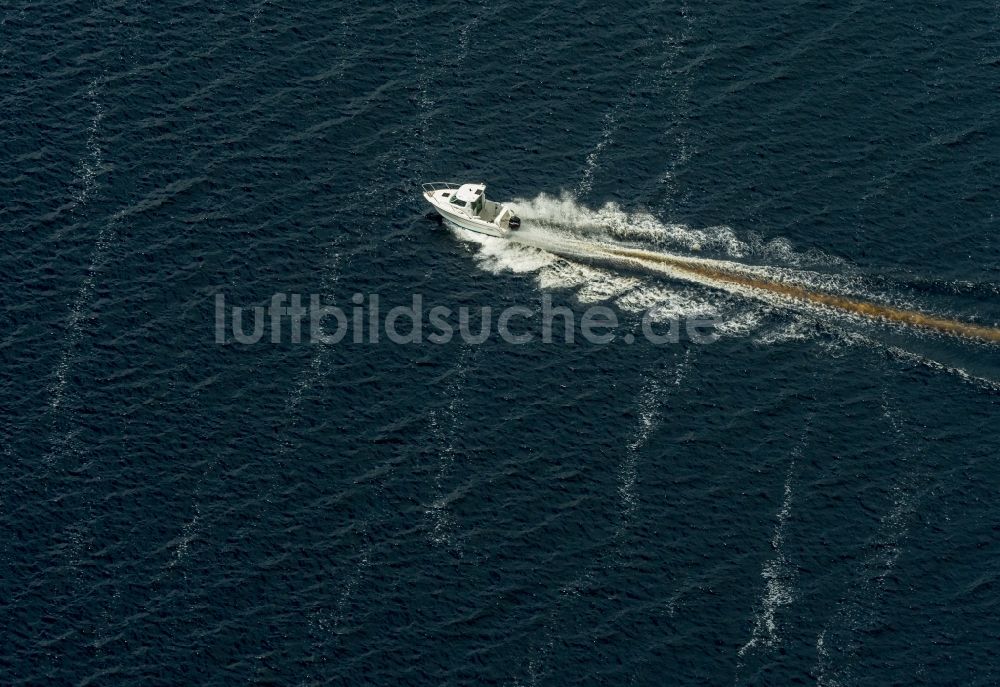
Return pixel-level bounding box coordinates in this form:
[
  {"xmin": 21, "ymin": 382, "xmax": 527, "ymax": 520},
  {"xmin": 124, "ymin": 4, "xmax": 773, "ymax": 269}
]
[{"xmin": 2, "ymin": 1, "xmax": 999, "ymax": 684}]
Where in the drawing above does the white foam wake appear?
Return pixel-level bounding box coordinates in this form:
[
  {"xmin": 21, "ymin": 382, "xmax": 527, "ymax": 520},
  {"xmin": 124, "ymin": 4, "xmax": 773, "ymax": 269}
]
[
  {"xmin": 445, "ymin": 191, "xmax": 1000, "ymax": 356},
  {"xmin": 447, "ymin": 192, "xmax": 857, "ymax": 345}
]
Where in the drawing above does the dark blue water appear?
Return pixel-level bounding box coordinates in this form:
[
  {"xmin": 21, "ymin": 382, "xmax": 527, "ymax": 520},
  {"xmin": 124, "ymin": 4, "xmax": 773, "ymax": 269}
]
[{"xmin": 3, "ymin": 1, "xmax": 999, "ymax": 684}]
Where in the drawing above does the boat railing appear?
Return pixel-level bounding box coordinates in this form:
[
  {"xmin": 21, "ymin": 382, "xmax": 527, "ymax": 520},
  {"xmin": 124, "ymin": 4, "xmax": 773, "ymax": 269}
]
[{"xmin": 421, "ymin": 181, "xmax": 462, "ymax": 194}]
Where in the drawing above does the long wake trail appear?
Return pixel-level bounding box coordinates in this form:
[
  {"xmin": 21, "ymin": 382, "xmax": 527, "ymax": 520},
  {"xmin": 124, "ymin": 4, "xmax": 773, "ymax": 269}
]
[{"xmin": 503, "ymin": 222, "xmax": 1000, "ymax": 344}]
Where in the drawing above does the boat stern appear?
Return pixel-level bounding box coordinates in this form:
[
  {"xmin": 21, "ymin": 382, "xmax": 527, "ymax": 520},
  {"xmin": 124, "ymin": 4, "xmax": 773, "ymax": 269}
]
[{"xmin": 497, "ymin": 206, "xmax": 521, "ymax": 231}]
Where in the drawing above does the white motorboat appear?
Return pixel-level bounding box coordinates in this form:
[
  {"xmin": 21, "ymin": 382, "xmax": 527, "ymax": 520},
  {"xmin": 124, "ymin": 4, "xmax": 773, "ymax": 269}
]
[{"xmin": 422, "ymin": 182, "xmax": 521, "ymax": 238}]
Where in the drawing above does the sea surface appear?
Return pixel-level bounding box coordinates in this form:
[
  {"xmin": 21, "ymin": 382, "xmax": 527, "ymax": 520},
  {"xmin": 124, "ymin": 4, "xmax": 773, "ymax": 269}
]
[{"xmin": 2, "ymin": 0, "xmax": 999, "ymax": 684}]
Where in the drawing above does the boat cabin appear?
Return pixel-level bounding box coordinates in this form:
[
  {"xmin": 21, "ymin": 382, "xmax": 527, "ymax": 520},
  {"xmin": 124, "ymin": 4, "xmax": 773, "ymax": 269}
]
[
  {"xmin": 444, "ymin": 183, "xmax": 505, "ymax": 222},
  {"xmin": 448, "ymin": 184, "xmax": 486, "ymax": 215}
]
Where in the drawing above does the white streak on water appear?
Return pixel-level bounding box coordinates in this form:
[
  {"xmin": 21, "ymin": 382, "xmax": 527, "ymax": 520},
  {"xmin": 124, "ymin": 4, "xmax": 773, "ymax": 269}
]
[
  {"xmin": 516, "ymin": 351, "xmax": 697, "ymax": 686},
  {"xmin": 168, "ymin": 505, "xmax": 201, "ymax": 570},
  {"xmin": 577, "ymin": 88, "xmax": 634, "ymax": 199},
  {"xmin": 331, "ymin": 533, "xmax": 373, "ymax": 629},
  {"xmin": 415, "ymin": 0, "xmax": 499, "ymax": 155},
  {"xmin": 753, "ymin": 316, "xmax": 817, "ymax": 346},
  {"xmin": 826, "ymin": 332, "xmax": 1000, "ymax": 392},
  {"xmin": 248, "ymin": 0, "xmax": 267, "ymax": 23},
  {"xmin": 738, "ymin": 443, "xmax": 803, "ymax": 659},
  {"xmin": 48, "ymin": 221, "xmax": 116, "ymax": 421},
  {"xmin": 414, "ymin": 9, "xmax": 497, "ymax": 553},
  {"xmin": 883, "ymin": 343, "xmax": 1000, "ymax": 392},
  {"xmin": 655, "ymin": 1, "xmax": 696, "ymax": 210},
  {"xmin": 72, "ymin": 77, "xmax": 104, "ymax": 209},
  {"xmin": 284, "ymin": 240, "xmax": 344, "ymax": 426},
  {"xmin": 577, "ymin": 13, "xmax": 691, "ymax": 200},
  {"xmin": 813, "ymin": 392, "xmax": 923, "ymax": 686},
  {"xmin": 38, "ymin": 74, "xmax": 137, "ymax": 667},
  {"xmin": 617, "ymin": 349, "xmax": 693, "ymax": 537},
  {"xmin": 168, "ymin": 240, "xmax": 346, "ymax": 579},
  {"xmin": 426, "ymin": 347, "xmax": 475, "ymax": 552},
  {"xmin": 48, "ymin": 77, "xmax": 110, "ymax": 421},
  {"xmin": 302, "ymin": 527, "xmax": 373, "ymax": 686}
]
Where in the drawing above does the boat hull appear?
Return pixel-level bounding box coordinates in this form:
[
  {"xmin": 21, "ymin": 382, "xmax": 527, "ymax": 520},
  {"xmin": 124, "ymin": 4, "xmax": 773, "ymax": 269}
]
[{"xmin": 434, "ymin": 207, "xmax": 506, "ymax": 238}]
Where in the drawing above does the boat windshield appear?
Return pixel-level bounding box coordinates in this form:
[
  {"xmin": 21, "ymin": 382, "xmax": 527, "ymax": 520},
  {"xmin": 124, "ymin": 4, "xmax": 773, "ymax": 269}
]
[{"xmin": 449, "ymin": 197, "xmax": 467, "ymax": 207}]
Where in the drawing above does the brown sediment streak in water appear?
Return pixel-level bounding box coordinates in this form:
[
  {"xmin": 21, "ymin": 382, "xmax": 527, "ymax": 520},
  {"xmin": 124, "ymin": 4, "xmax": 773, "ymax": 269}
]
[{"xmin": 602, "ymin": 246, "xmax": 1000, "ymax": 343}]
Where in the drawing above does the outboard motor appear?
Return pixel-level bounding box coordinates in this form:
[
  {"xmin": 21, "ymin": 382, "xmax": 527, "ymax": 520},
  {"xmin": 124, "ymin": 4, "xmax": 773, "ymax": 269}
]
[{"xmin": 509, "ymin": 215, "xmax": 521, "ymax": 230}]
